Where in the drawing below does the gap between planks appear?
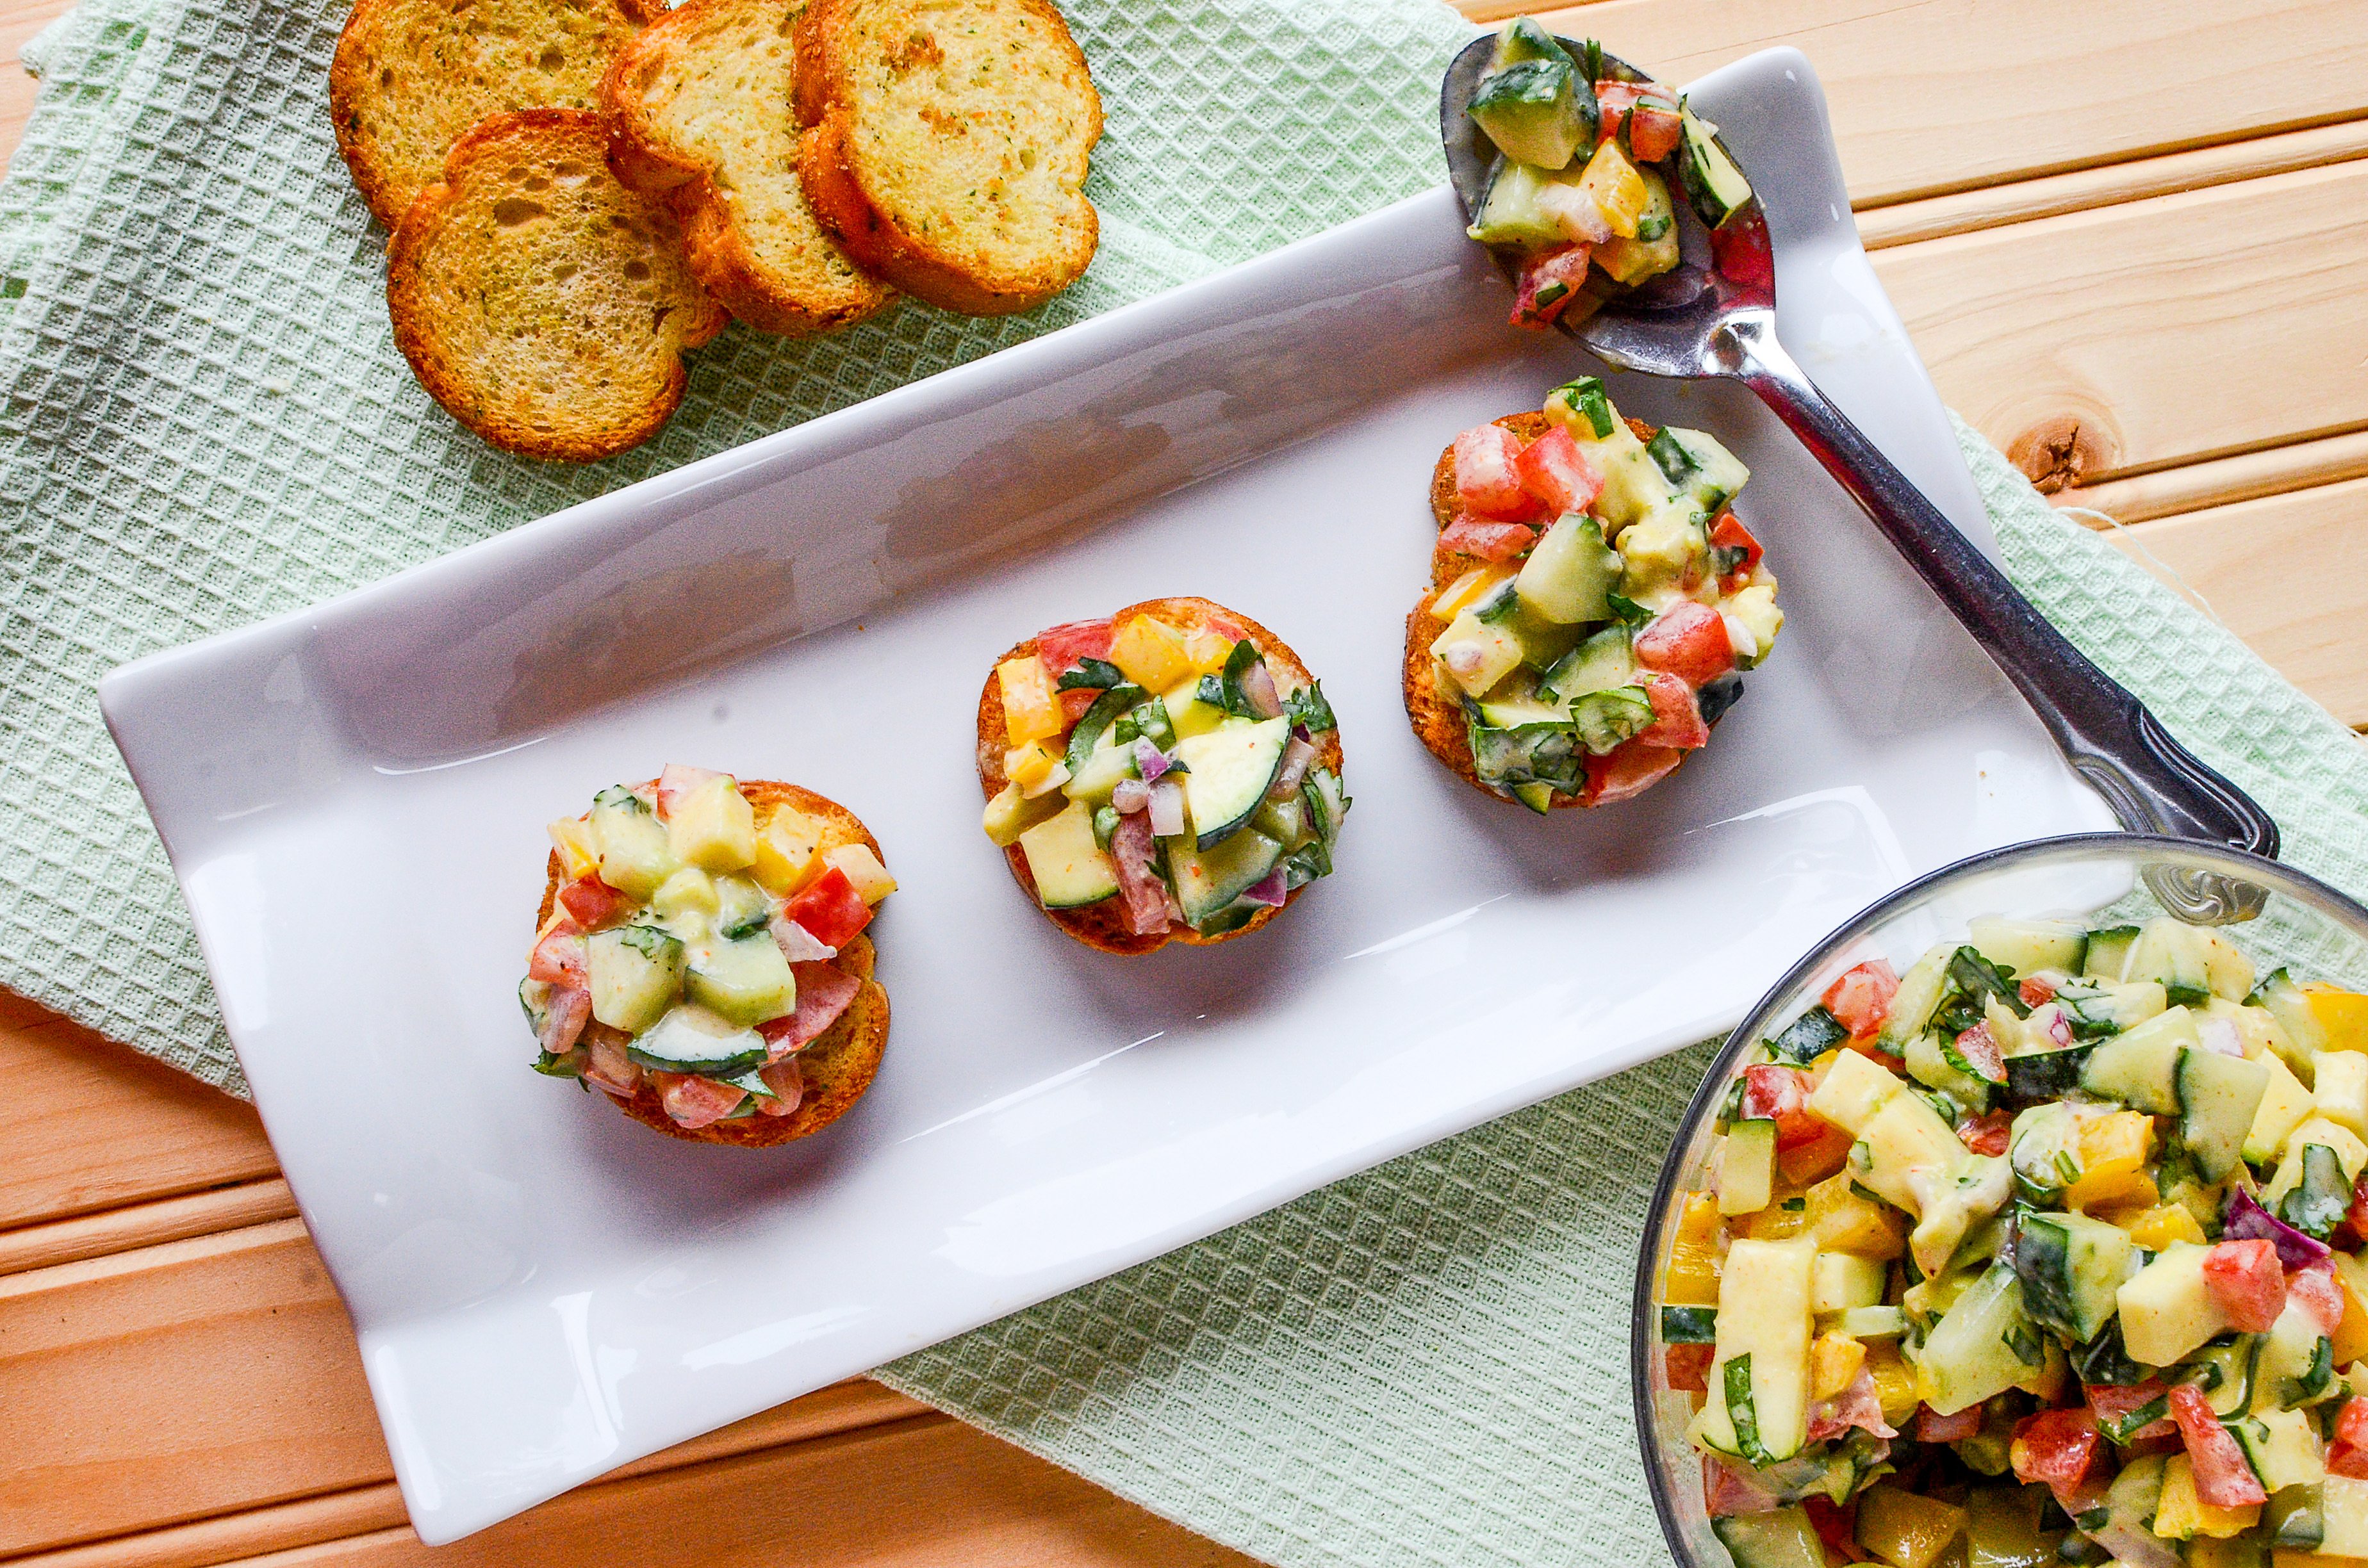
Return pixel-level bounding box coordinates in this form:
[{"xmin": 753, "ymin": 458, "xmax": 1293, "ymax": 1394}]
[{"xmin": 0, "ymin": 1179, "xmax": 295, "ymax": 1277}]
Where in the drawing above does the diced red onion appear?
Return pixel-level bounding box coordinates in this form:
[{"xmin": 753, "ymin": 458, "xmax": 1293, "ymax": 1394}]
[
  {"xmin": 1240, "ymin": 870, "xmax": 1288, "ymax": 908},
  {"xmin": 770, "ymin": 911, "xmax": 838, "ymax": 964},
  {"xmin": 1110, "ymin": 813, "xmax": 1171, "ymax": 936},
  {"xmin": 2198, "ymin": 1016, "xmax": 2245, "ymax": 1057},
  {"xmin": 2225, "ymin": 1187, "xmax": 2331, "ymax": 1268},
  {"xmin": 1132, "ymin": 737, "xmax": 1171, "ymax": 781},
  {"xmin": 584, "ymin": 1029, "xmax": 641, "ymax": 1097},
  {"xmin": 1111, "ymin": 778, "xmax": 1151, "ymax": 814},
  {"xmin": 1240, "ymin": 660, "xmax": 1283, "ymax": 719},
  {"xmin": 1273, "ymin": 736, "xmax": 1317, "ymax": 796},
  {"xmin": 538, "ymin": 985, "xmax": 591, "ymax": 1054},
  {"xmin": 1148, "ymin": 778, "xmax": 1186, "ymax": 837}
]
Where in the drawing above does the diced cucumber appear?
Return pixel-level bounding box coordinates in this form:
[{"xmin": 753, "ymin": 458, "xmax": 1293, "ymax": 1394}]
[
  {"xmin": 2178, "ymin": 1047, "xmax": 2271, "ymax": 1182},
  {"xmin": 2009, "ymin": 1102, "xmax": 2082, "ymax": 1201},
  {"xmin": 2266, "ymin": 1483, "xmax": 2324, "ymax": 1549},
  {"xmin": 1467, "ymin": 722, "xmax": 1586, "ymax": 794},
  {"xmin": 2117, "ymin": 1243, "xmax": 2231, "ymax": 1366},
  {"xmin": 1676, "ymin": 103, "xmax": 1752, "ymax": 229},
  {"xmin": 683, "ymin": 934, "xmax": 797, "ymax": 1027},
  {"xmin": 1569, "ymin": 686, "xmax": 1654, "ymax": 754},
  {"xmin": 1698, "ymin": 1236, "xmax": 1815, "ymax": 1461},
  {"xmin": 1169, "ymin": 828, "xmax": 1283, "ymax": 929},
  {"xmin": 1174, "ymin": 716, "xmax": 1289, "ymax": 849},
  {"xmin": 2189, "ymin": 1334, "xmax": 2262, "ymax": 1417},
  {"xmin": 588, "ymin": 924, "xmax": 684, "ymax": 1033},
  {"xmin": 1476, "ymin": 579, "xmax": 1587, "ymax": 670},
  {"xmin": 1487, "ymin": 14, "xmax": 1574, "ymax": 70},
  {"xmin": 712, "ymin": 874, "xmax": 772, "ymax": 940},
  {"xmin": 1719, "ymin": 1119, "xmax": 1777, "ymax": 1216},
  {"xmin": 2080, "ymin": 1006, "xmax": 2197, "ymax": 1113},
  {"xmin": 1765, "ymin": 1004, "xmax": 1846, "ymax": 1065},
  {"xmin": 2328, "ymin": 1476, "xmax": 2368, "ymax": 1557},
  {"xmin": 1905, "ymin": 1030, "xmax": 1991, "ymax": 1116},
  {"xmin": 593, "ymin": 792, "xmax": 679, "ymax": 900},
  {"xmin": 1879, "ymin": 946, "xmax": 1953, "ymax": 1050},
  {"xmin": 2083, "ymin": 925, "xmax": 2141, "ymax": 981},
  {"xmin": 2087, "ymin": 1454, "xmax": 2167, "ymax": 1567},
  {"xmin": 1662, "ymin": 1304, "xmax": 1718, "ymax": 1343},
  {"xmin": 1429, "ymin": 607, "xmax": 1525, "ymax": 698},
  {"xmin": 2003, "ymin": 1042, "xmax": 2093, "ymax": 1103},
  {"xmin": 1468, "ymin": 59, "xmax": 1586, "ymax": 171},
  {"xmin": 1509, "ymin": 781, "xmax": 1557, "ymax": 814},
  {"xmin": 1064, "ymin": 682, "xmax": 1147, "ymax": 772},
  {"xmin": 1540, "ymin": 624, "xmax": 1632, "ymax": 702},
  {"xmin": 1810, "ymin": 1251, "xmax": 1886, "ymax": 1312},
  {"xmin": 1918, "ymin": 1262, "xmax": 2041, "ymax": 1416},
  {"xmin": 1019, "ymin": 800, "xmax": 1120, "ymax": 908},
  {"xmin": 1515, "ymin": 514, "xmax": 1620, "ymax": 625},
  {"xmin": 1709, "ymin": 1510, "xmax": 1825, "ymax": 1568},
  {"xmin": 1831, "ymin": 1304, "xmax": 1907, "ymax": 1339},
  {"xmin": 2247, "ymin": 1049, "xmax": 2317, "ymax": 1166},
  {"xmin": 2126, "ymin": 916, "xmax": 2255, "ymax": 1006},
  {"xmin": 626, "ymin": 1003, "xmax": 768, "ymax": 1075},
  {"xmin": 2253, "ymin": 967, "xmax": 2331, "ymax": 1072},
  {"xmin": 1465, "ymin": 158, "xmax": 1577, "ymax": 249},
  {"xmin": 1652, "ymin": 426, "xmax": 1750, "ymax": 516},
  {"xmin": 1969, "ymin": 916, "xmax": 2089, "ymax": 981},
  {"xmin": 1064, "ymin": 739, "xmax": 1140, "ymax": 806},
  {"xmin": 1304, "ymin": 767, "xmax": 1349, "ymax": 850},
  {"xmin": 2057, "ymin": 977, "xmax": 2169, "ymax": 1038},
  {"xmin": 2014, "ymin": 1209, "xmax": 2133, "ymax": 1344},
  {"xmin": 2274, "ymin": 1140, "xmax": 2354, "ymax": 1239},
  {"xmin": 1475, "ymin": 689, "xmax": 1569, "ymax": 730},
  {"xmin": 2256, "ymin": 1303, "xmax": 2337, "ymax": 1410},
  {"xmin": 1253, "ymin": 792, "xmax": 1311, "ymax": 851}
]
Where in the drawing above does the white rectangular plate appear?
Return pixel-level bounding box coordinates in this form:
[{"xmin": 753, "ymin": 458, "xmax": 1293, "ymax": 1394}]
[{"xmin": 101, "ymin": 47, "xmax": 2112, "ymax": 1544}]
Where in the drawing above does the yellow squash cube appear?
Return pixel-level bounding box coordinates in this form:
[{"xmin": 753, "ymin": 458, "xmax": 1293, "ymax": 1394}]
[
  {"xmin": 997, "ymin": 655, "xmax": 1064, "ymax": 744},
  {"xmin": 2118, "ymin": 1205, "xmax": 2207, "ymax": 1251},
  {"xmin": 666, "ymin": 775, "xmax": 756, "ymax": 872},
  {"xmin": 2065, "ymin": 1111, "xmax": 2157, "ymax": 1213},
  {"xmin": 1183, "ymin": 628, "xmax": 1236, "ymax": 676},
  {"xmin": 2310, "ymin": 986, "xmax": 2368, "ymax": 1053},
  {"xmin": 1862, "ymin": 1342, "xmax": 1919, "ymax": 1426},
  {"xmin": 1804, "ymin": 1172, "xmax": 1907, "ymax": 1259},
  {"xmin": 2155, "ymin": 1454, "xmax": 2259, "ymax": 1540},
  {"xmin": 1108, "ymin": 616, "xmax": 1194, "ymax": 692},
  {"xmin": 2321, "ymin": 1050, "xmax": 2368, "ymax": 1136},
  {"xmin": 751, "ymin": 809, "xmax": 824, "ymax": 897},
  {"xmin": 547, "ymin": 815, "xmax": 601, "ymax": 879},
  {"xmin": 1854, "ymin": 1487, "xmax": 1966, "ymax": 1568},
  {"xmin": 1431, "ymin": 564, "xmax": 1518, "ymax": 623},
  {"xmin": 1005, "ymin": 741, "xmax": 1069, "ymax": 797},
  {"xmin": 1809, "ymin": 1333, "xmax": 1866, "ymax": 1400},
  {"xmin": 1574, "ymin": 139, "xmax": 1649, "ymax": 238},
  {"xmin": 824, "ymin": 844, "xmax": 896, "ymax": 905},
  {"xmin": 2335, "ymin": 1251, "xmax": 2368, "ymax": 1368},
  {"xmin": 1664, "ymin": 1193, "xmax": 1723, "ymax": 1307}
]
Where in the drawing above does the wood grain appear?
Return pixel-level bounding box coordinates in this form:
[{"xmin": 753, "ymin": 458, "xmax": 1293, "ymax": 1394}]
[
  {"xmin": 0, "ymin": 0, "xmax": 71, "ymax": 174},
  {"xmin": 2061, "ymin": 428, "xmax": 2368, "ymax": 527},
  {"xmin": 0, "ymin": 1178, "xmax": 296, "ymax": 1276}
]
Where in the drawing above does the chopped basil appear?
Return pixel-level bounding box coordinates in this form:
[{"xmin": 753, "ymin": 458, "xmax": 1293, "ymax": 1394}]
[
  {"xmin": 1724, "ymin": 1353, "xmax": 1772, "ymax": 1466},
  {"xmin": 1056, "ymin": 657, "xmax": 1128, "ymax": 691},
  {"xmin": 1284, "ymin": 680, "xmax": 1336, "ymax": 733}
]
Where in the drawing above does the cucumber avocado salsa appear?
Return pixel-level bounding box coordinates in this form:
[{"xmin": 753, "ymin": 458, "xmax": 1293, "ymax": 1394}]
[
  {"xmin": 1411, "ymin": 378, "xmax": 1780, "ymax": 811},
  {"xmin": 1462, "ymin": 17, "xmax": 1753, "ymax": 330},
  {"xmin": 1663, "ymin": 909, "xmax": 2368, "ymax": 1568},
  {"xmin": 523, "ymin": 766, "xmax": 895, "ymax": 1139},
  {"xmin": 980, "ymin": 598, "xmax": 1347, "ymax": 952}
]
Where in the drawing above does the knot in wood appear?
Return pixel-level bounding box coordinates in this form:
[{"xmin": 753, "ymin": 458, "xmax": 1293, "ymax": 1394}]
[{"xmin": 2009, "ymin": 414, "xmax": 2117, "ymax": 495}]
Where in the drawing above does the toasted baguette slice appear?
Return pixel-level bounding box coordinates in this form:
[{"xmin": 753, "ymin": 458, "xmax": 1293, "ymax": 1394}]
[
  {"xmin": 977, "ymin": 596, "xmax": 1344, "ymax": 956},
  {"xmin": 331, "ymin": 0, "xmax": 660, "ymax": 231},
  {"xmin": 388, "ymin": 111, "xmax": 728, "ymax": 462},
  {"xmin": 602, "ymin": 0, "xmax": 894, "ymax": 335},
  {"xmin": 793, "ymin": 0, "xmax": 1101, "ymax": 314},
  {"xmin": 1404, "ymin": 412, "xmax": 1697, "ymax": 809},
  {"xmin": 538, "ymin": 781, "xmax": 891, "ymax": 1148}
]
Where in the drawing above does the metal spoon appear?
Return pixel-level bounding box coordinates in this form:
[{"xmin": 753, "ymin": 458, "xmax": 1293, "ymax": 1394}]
[{"xmin": 1442, "ymin": 33, "xmax": 2276, "ymax": 920}]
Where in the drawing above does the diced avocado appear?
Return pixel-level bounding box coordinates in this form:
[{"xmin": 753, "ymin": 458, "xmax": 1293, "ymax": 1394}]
[
  {"xmin": 667, "ymin": 774, "xmax": 757, "ymax": 873},
  {"xmin": 1540, "ymin": 624, "xmax": 1632, "ymax": 701},
  {"xmin": 1969, "ymin": 916, "xmax": 2088, "ymax": 980},
  {"xmin": 1917, "ymin": 1262, "xmax": 2041, "ymax": 1416},
  {"xmin": 1676, "ymin": 103, "xmax": 1752, "ymax": 229},
  {"xmin": 1879, "ymin": 945, "xmax": 1953, "ymax": 1050},
  {"xmin": 1964, "ymin": 1486, "xmax": 2061, "ymax": 1568},
  {"xmin": 587, "ymin": 924, "xmax": 684, "ymax": 1033},
  {"xmin": 1709, "ymin": 1510, "xmax": 1826, "ymax": 1568},
  {"xmin": 2117, "ymin": 1242, "xmax": 2232, "ymax": 1366},
  {"xmin": 2180, "ymin": 1047, "xmax": 2271, "ymax": 1182},
  {"xmin": 1174, "ymin": 716, "xmax": 1289, "ymax": 849},
  {"xmin": 1514, "ymin": 514, "xmax": 1620, "ymax": 625},
  {"xmin": 1429, "ymin": 608, "xmax": 1526, "ymax": 698},
  {"xmin": 684, "ymin": 934, "xmax": 797, "ymax": 1027},
  {"xmin": 2080, "ymin": 1005, "xmax": 2197, "ymax": 1113},
  {"xmin": 1063, "ymin": 739, "xmax": 1140, "ymax": 806},
  {"xmin": 1162, "ymin": 677, "xmax": 1229, "ymax": 740},
  {"xmin": 2013, "ymin": 1209, "xmax": 2133, "ymax": 1344},
  {"xmin": 2084, "ymin": 924, "xmax": 2141, "ymax": 981},
  {"xmin": 1696, "ymin": 1235, "xmax": 1814, "ymax": 1460},
  {"xmin": 1468, "ymin": 59, "xmax": 1586, "ymax": 171},
  {"xmin": 1559, "ymin": 410, "xmax": 1671, "ymax": 529},
  {"xmin": 626, "ymin": 1002, "xmax": 768, "ymax": 1075},
  {"xmin": 1169, "ymin": 827, "xmax": 1283, "ymax": 928},
  {"xmin": 1018, "ymin": 800, "xmax": 1119, "ymax": 908},
  {"xmin": 2265, "ymin": 1485, "xmax": 2324, "ymax": 1550},
  {"xmin": 1593, "ymin": 168, "xmax": 1679, "ymax": 286},
  {"xmin": 711, "ymin": 874, "xmax": 772, "ymax": 940},
  {"xmin": 1719, "ymin": 1119, "xmax": 1777, "ymax": 1216},
  {"xmin": 592, "ymin": 792, "xmax": 678, "ymax": 900}
]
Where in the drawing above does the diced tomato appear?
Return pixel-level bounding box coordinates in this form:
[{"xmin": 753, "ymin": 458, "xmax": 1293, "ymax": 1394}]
[
  {"xmin": 1665, "ymin": 1343, "xmax": 1713, "ymax": 1393},
  {"xmin": 1711, "ymin": 207, "xmax": 1776, "ymax": 293},
  {"xmin": 1034, "ymin": 618, "xmax": 1115, "ymax": 674},
  {"xmin": 1636, "ymin": 672, "xmax": 1709, "ymax": 750},
  {"xmin": 755, "ymin": 1056, "xmax": 805, "ymax": 1116},
  {"xmin": 1741, "ymin": 1063, "xmax": 1830, "ymax": 1151},
  {"xmin": 2169, "ymin": 1383, "xmax": 2269, "ymax": 1507},
  {"xmin": 1821, "ymin": 960, "xmax": 1898, "ymax": 1040},
  {"xmin": 1438, "ymin": 512, "xmax": 1539, "ymax": 562},
  {"xmin": 1918, "ymin": 1403, "xmax": 1984, "ymax": 1444},
  {"xmin": 2201, "ymin": 1239, "xmax": 2287, "ymax": 1333},
  {"xmin": 2087, "ymin": 1381, "xmax": 2175, "ymax": 1443},
  {"xmin": 1780, "ymin": 1122, "xmax": 1855, "ymax": 1186},
  {"xmin": 2019, "ymin": 975, "xmax": 2057, "ymax": 1008},
  {"xmin": 1583, "ymin": 740, "xmax": 1684, "ymax": 806},
  {"xmin": 757, "ymin": 961, "xmax": 862, "ymax": 1056},
  {"xmin": 536, "ymin": 985, "xmax": 590, "ymax": 1055},
  {"xmin": 527, "ymin": 927, "xmax": 588, "ymax": 986},
  {"xmin": 784, "ymin": 867, "xmax": 873, "ymax": 950},
  {"xmin": 1513, "ymin": 426, "xmax": 1605, "ymax": 516},
  {"xmin": 557, "ymin": 874, "xmax": 632, "ymax": 931},
  {"xmin": 654, "ymin": 1070, "xmax": 746, "ymax": 1130},
  {"xmin": 655, "ymin": 762, "xmax": 720, "ymax": 820},
  {"xmin": 1800, "ymin": 1497, "xmax": 1857, "ymax": 1562},
  {"xmin": 1451, "ymin": 424, "xmax": 1542, "ymax": 522},
  {"xmin": 2011, "ymin": 1407, "xmax": 2100, "ymax": 1492},
  {"xmin": 2290, "ymin": 1259, "xmax": 2345, "ymax": 1337},
  {"xmin": 1627, "ymin": 97, "xmax": 1682, "ymax": 162},
  {"xmin": 1709, "ymin": 512, "xmax": 1763, "ymax": 581},
  {"xmin": 1702, "ymin": 1455, "xmax": 1775, "ymax": 1519},
  {"xmin": 1632, "ymin": 601, "xmax": 1735, "ymax": 689},
  {"xmin": 1953, "ymin": 1022, "xmax": 2006, "ymax": 1084},
  {"xmin": 1511, "ymin": 243, "xmax": 1594, "ymax": 331},
  {"xmin": 1109, "ymin": 811, "xmax": 1172, "ymax": 938},
  {"xmin": 1957, "ymin": 1109, "xmax": 2011, "ymax": 1158},
  {"xmin": 2330, "ymin": 1395, "xmax": 2368, "ymax": 1478},
  {"xmin": 1058, "ymin": 687, "xmax": 1101, "ymax": 724}
]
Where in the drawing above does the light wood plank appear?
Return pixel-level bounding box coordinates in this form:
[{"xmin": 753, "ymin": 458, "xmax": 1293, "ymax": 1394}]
[
  {"xmin": 1859, "ymin": 118, "xmax": 2368, "ymax": 250},
  {"xmin": 0, "ymin": 1178, "xmax": 297, "ymax": 1276},
  {"xmin": 215, "ymin": 1421, "xmax": 1261, "ymax": 1568},
  {"xmin": 2061, "ymin": 428, "xmax": 2368, "ymax": 525},
  {"xmin": 0, "ymin": 0, "xmax": 73, "ymax": 175},
  {"xmin": 2103, "ymin": 476, "xmax": 2368, "ymax": 728},
  {"xmin": 1504, "ymin": 0, "xmax": 2368, "ymax": 208},
  {"xmin": 0, "ymin": 993, "xmax": 278, "ymax": 1231},
  {"xmin": 1871, "ymin": 158, "xmax": 2368, "ymax": 488}
]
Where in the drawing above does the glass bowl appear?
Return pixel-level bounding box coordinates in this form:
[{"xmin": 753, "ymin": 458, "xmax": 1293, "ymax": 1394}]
[{"xmin": 1629, "ymin": 832, "xmax": 2368, "ymax": 1567}]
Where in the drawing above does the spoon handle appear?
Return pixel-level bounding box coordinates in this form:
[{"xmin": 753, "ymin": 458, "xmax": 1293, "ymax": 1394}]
[{"xmin": 1723, "ymin": 314, "xmax": 2278, "ymax": 858}]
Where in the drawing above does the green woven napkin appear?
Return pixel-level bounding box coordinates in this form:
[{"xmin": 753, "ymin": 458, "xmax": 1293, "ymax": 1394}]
[{"xmin": 8, "ymin": 3, "xmax": 2368, "ymax": 1565}]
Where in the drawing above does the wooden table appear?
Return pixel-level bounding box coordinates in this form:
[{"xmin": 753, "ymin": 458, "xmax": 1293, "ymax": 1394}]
[{"xmin": 6, "ymin": 2, "xmax": 2367, "ymax": 1564}]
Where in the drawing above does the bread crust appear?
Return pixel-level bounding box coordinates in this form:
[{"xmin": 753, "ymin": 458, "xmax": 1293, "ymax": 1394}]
[
  {"xmin": 792, "ymin": 0, "xmax": 1101, "ymax": 315},
  {"xmin": 600, "ymin": 0, "xmax": 895, "ymax": 335},
  {"xmin": 387, "ymin": 110, "xmax": 728, "ymax": 463},
  {"xmin": 538, "ymin": 779, "xmax": 891, "ymax": 1148},
  {"xmin": 1402, "ymin": 412, "xmax": 1695, "ymax": 808},
  {"xmin": 330, "ymin": 0, "xmax": 662, "ymax": 231},
  {"xmin": 978, "ymin": 597, "xmax": 1344, "ymax": 956}
]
